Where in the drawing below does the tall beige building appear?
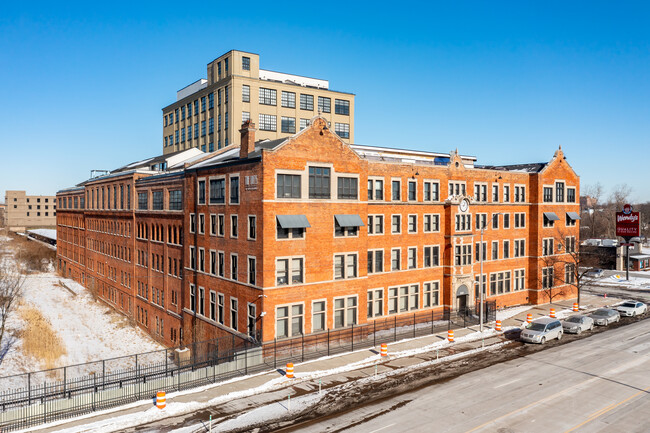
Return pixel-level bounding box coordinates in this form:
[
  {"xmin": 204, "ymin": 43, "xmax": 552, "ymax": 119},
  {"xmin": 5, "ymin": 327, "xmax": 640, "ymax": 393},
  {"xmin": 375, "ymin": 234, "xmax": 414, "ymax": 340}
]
[
  {"xmin": 162, "ymin": 50, "xmax": 355, "ymax": 154},
  {"xmin": 4, "ymin": 191, "xmax": 57, "ymax": 231}
]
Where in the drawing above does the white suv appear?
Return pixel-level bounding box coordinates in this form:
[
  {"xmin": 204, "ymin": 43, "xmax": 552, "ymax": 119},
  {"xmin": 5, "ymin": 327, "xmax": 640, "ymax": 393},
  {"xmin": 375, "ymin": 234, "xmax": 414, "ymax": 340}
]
[{"xmin": 520, "ymin": 318, "xmax": 563, "ymax": 344}]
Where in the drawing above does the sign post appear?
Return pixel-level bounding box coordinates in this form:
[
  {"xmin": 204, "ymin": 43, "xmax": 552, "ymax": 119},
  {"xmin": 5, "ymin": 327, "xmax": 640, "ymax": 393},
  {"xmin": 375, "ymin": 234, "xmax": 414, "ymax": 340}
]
[{"xmin": 616, "ymin": 204, "xmax": 640, "ymax": 281}]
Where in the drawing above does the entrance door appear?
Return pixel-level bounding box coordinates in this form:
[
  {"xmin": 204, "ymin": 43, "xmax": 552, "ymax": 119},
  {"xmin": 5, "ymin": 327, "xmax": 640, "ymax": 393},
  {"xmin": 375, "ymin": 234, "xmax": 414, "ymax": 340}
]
[{"xmin": 456, "ymin": 284, "xmax": 470, "ymax": 314}]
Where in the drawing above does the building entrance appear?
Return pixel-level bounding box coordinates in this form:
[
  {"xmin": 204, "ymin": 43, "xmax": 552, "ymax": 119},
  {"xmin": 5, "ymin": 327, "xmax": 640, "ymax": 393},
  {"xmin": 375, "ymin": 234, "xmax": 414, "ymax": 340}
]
[{"xmin": 456, "ymin": 284, "xmax": 469, "ymax": 313}]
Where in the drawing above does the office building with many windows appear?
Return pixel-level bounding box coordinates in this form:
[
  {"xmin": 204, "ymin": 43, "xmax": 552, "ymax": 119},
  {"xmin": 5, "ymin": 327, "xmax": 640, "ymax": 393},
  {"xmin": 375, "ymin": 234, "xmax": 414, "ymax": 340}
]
[
  {"xmin": 4, "ymin": 190, "xmax": 57, "ymax": 231},
  {"xmin": 162, "ymin": 50, "xmax": 354, "ymax": 154},
  {"xmin": 58, "ymin": 117, "xmax": 579, "ymax": 347}
]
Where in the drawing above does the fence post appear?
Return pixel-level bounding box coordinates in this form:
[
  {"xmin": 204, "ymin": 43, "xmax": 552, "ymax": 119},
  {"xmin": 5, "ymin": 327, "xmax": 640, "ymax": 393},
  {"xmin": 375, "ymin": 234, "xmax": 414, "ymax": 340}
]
[
  {"xmin": 413, "ymin": 313, "xmax": 416, "ymax": 338},
  {"xmin": 28, "ymin": 372, "xmax": 31, "ymax": 405},
  {"xmin": 394, "ymin": 316, "xmax": 397, "ymax": 342},
  {"xmin": 135, "ymin": 353, "xmax": 139, "ymax": 378},
  {"xmin": 431, "ymin": 310, "xmax": 434, "ymax": 335},
  {"xmin": 301, "ymin": 334, "xmax": 305, "ymax": 363},
  {"xmin": 63, "ymin": 366, "xmax": 67, "ymax": 398},
  {"xmin": 327, "ymin": 329, "xmax": 330, "ymax": 357},
  {"xmin": 244, "ymin": 341, "xmax": 248, "ymax": 375},
  {"xmin": 102, "ymin": 360, "xmax": 105, "ymax": 390},
  {"xmin": 92, "ymin": 373, "xmax": 97, "ymax": 411},
  {"xmin": 177, "ymin": 365, "xmax": 181, "ymax": 391},
  {"xmin": 373, "ymin": 320, "xmax": 376, "ymax": 347},
  {"xmin": 274, "ymin": 339, "xmax": 277, "ymax": 370},
  {"xmin": 165, "ymin": 349, "xmax": 168, "ymax": 377},
  {"xmin": 351, "ymin": 324, "xmax": 354, "ymax": 352}
]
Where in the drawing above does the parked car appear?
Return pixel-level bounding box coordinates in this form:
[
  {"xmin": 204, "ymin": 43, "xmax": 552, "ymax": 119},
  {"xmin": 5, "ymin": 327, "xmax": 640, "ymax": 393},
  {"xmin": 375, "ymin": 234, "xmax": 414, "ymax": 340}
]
[
  {"xmin": 589, "ymin": 308, "xmax": 620, "ymax": 326},
  {"xmin": 585, "ymin": 268, "xmax": 604, "ymax": 278},
  {"xmin": 520, "ymin": 318, "xmax": 563, "ymax": 344},
  {"xmin": 616, "ymin": 301, "xmax": 648, "ymax": 317},
  {"xmin": 561, "ymin": 315, "xmax": 595, "ymax": 334}
]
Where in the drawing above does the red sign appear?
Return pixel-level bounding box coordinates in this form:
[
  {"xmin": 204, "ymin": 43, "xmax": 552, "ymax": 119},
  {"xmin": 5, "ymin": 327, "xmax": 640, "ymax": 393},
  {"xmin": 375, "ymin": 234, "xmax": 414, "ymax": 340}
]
[{"xmin": 616, "ymin": 205, "xmax": 640, "ymax": 238}]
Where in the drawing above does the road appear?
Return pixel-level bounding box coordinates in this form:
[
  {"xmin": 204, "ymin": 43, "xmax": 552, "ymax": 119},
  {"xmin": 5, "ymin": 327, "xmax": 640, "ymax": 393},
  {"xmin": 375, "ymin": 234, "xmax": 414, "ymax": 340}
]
[{"xmin": 290, "ymin": 318, "xmax": 650, "ymax": 433}]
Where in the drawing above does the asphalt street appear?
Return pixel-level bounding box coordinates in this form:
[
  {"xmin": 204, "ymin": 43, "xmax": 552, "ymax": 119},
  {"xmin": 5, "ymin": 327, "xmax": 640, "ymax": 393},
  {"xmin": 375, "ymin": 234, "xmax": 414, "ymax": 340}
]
[{"xmin": 292, "ymin": 318, "xmax": 650, "ymax": 433}]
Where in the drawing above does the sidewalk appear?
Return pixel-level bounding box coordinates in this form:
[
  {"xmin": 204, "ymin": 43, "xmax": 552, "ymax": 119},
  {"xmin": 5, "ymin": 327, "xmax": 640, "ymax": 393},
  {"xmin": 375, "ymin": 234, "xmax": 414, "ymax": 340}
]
[{"xmin": 23, "ymin": 293, "xmax": 620, "ymax": 433}]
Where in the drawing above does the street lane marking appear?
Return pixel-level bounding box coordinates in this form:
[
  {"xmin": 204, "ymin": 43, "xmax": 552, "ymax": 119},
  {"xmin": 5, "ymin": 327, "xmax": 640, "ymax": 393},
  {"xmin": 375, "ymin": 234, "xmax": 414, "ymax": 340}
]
[
  {"xmin": 369, "ymin": 423, "xmax": 396, "ymax": 433},
  {"xmin": 563, "ymin": 383, "xmax": 650, "ymax": 433},
  {"xmin": 494, "ymin": 379, "xmax": 520, "ymax": 389}
]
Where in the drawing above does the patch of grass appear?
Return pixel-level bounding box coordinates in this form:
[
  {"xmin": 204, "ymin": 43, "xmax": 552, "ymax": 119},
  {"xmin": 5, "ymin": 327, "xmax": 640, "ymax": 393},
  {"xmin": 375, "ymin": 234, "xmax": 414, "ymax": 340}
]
[
  {"xmin": 9, "ymin": 234, "xmax": 55, "ymax": 273},
  {"xmin": 20, "ymin": 307, "xmax": 67, "ymax": 370}
]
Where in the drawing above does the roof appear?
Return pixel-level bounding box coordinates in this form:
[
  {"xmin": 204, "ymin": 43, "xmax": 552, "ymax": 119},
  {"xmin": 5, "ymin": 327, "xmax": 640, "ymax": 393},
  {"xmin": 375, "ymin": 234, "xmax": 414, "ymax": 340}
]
[
  {"xmin": 476, "ymin": 163, "xmax": 547, "ymax": 173},
  {"xmin": 27, "ymin": 229, "xmax": 57, "ymax": 241},
  {"xmin": 533, "ymin": 317, "xmax": 560, "ymax": 324}
]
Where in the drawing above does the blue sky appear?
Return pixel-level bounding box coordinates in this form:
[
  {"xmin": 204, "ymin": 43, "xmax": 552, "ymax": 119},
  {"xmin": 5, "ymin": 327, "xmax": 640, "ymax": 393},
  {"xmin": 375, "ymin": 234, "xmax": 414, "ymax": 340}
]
[{"xmin": 1, "ymin": 1, "xmax": 649, "ymax": 202}]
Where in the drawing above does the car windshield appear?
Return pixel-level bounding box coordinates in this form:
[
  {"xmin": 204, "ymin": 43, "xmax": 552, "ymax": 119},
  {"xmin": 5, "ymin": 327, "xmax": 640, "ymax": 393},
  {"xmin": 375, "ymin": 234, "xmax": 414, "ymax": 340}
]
[
  {"xmin": 592, "ymin": 309, "xmax": 611, "ymax": 316},
  {"xmin": 527, "ymin": 323, "xmax": 547, "ymax": 331},
  {"xmin": 621, "ymin": 302, "xmax": 636, "ymax": 308},
  {"xmin": 565, "ymin": 316, "xmax": 582, "ymax": 323}
]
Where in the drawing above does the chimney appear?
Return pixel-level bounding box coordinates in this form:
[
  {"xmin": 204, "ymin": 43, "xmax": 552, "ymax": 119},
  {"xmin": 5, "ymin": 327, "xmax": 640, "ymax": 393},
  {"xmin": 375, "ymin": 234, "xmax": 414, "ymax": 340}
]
[{"xmin": 239, "ymin": 120, "xmax": 256, "ymax": 159}]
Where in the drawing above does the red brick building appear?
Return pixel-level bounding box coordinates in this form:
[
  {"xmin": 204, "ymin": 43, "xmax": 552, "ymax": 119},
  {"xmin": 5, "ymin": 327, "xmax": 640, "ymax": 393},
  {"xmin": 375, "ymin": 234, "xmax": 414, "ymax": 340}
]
[{"xmin": 57, "ymin": 117, "xmax": 580, "ymax": 346}]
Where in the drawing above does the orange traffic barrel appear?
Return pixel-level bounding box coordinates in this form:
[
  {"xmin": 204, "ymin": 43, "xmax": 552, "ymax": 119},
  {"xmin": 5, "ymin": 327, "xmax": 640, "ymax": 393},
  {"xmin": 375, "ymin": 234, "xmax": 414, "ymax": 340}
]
[
  {"xmin": 156, "ymin": 391, "xmax": 166, "ymax": 409},
  {"xmin": 526, "ymin": 313, "xmax": 533, "ymax": 323},
  {"xmin": 495, "ymin": 320, "xmax": 502, "ymax": 331},
  {"xmin": 573, "ymin": 303, "xmax": 579, "ymax": 312},
  {"xmin": 286, "ymin": 363, "xmax": 294, "ymax": 379},
  {"xmin": 380, "ymin": 343, "xmax": 388, "ymax": 357},
  {"xmin": 549, "ymin": 308, "xmax": 556, "ymax": 318},
  {"xmin": 448, "ymin": 329, "xmax": 454, "ymax": 342}
]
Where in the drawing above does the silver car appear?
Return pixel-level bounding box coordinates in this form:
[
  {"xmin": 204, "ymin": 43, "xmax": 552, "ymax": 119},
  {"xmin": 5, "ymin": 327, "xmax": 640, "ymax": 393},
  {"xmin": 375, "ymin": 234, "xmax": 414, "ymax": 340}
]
[
  {"xmin": 616, "ymin": 301, "xmax": 647, "ymax": 317},
  {"xmin": 589, "ymin": 308, "xmax": 620, "ymax": 326},
  {"xmin": 561, "ymin": 315, "xmax": 595, "ymax": 334},
  {"xmin": 521, "ymin": 318, "xmax": 563, "ymax": 344}
]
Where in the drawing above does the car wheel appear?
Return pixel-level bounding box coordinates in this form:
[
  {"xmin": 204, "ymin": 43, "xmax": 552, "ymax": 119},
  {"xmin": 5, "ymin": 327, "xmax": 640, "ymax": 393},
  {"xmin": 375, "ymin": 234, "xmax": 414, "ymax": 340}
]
[
  {"xmin": 557, "ymin": 332, "xmax": 562, "ymax": 341},
  {"xmin": 541, "ymin": 337, "xmax": 546, "ymax": 344}
]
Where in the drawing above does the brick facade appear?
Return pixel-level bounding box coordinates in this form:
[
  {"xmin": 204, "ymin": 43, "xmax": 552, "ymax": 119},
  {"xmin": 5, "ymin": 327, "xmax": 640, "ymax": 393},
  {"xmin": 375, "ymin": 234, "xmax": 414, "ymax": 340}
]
[{"xmin": 57, "ymin": 117, "xmax": 580, "ymax": 347}]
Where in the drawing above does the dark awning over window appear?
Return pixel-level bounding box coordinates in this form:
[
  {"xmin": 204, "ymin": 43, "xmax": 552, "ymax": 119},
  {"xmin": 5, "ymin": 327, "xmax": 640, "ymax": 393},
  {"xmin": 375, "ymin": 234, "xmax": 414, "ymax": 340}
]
[
  {"xmin": 276, "ymin": 215, "xmax": 311, "ymax": 229},
  {"xmin": 566, "ymin": 212, "xmax": 581, "ymax": 221},
  {"xmin": 543, "ymin": 212, "xmax": 560, "ymax": 221},
  {"xmin": 334, "ymin": 214, "xmax": 365, "ymax": 227}
]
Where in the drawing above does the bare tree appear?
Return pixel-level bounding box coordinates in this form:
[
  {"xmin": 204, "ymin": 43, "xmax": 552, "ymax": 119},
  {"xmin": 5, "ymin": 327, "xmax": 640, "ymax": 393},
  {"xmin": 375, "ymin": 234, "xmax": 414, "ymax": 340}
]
[
  {"xmin": 581, "ymin": 183, "xmax": 604, "ymax": 239},
  {"xmin": 0, "ymin": 262, "xmax": 24, "ymax": 365}
]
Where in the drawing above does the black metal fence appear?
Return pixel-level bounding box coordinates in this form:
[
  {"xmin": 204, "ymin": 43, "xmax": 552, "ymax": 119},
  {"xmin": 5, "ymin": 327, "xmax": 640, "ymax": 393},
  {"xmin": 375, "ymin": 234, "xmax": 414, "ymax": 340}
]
[{"xmin": 0, "ymin": 303, "xmax": 496, "ymax": 432}]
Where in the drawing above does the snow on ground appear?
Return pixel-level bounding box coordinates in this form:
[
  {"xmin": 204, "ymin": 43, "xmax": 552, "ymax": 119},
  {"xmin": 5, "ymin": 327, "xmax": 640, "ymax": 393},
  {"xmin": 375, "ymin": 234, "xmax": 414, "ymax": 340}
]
[
  {"xmin": 17, "ymin": 328, "xmax": 510, "ymax": 433},
  {"xmin": 590, "ymin": 274, "xmax": 650, "ymax": 289},
  {"xmin": 497, "ymin": 305, "xmax": 532, "ymax": 321},
  {"xmin": 0, "ymin": 237, "xmax": 163, "ymax": 390}
]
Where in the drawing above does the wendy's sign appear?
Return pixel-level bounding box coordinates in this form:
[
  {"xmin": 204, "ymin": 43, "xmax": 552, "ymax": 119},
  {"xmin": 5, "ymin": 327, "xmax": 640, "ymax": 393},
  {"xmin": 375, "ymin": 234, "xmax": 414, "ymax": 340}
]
[{"xmin": 616, "ymin": 204, "xmax": 640, "ymax": 238}]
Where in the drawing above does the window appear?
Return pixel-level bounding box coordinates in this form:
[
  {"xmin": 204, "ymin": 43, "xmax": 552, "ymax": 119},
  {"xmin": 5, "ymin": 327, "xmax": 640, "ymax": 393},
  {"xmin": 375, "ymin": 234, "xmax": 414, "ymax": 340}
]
[
  {"xmin": 407, "ymin": 181, "xmax": 417, "ymax": 201},
  {"xmin": 198, "ymin": 213, "xmax": 205, "ymax": 234},
  {"xmin": 423, "ymin": 181, "xmax": 440, "ymax": 201},
  {"xmin": 423, "ymin": 246, "xmax": 440, "ymax": 267},
  {"xmin": 565, "ymin": 264, "xmax": 576, "ymax": 284},
  {"xmin": 490, "ymin": 271, "xmax": 512, "ymax": 294},
  {"xmin": 334, "ymin": 254, "xmax": 357, "ymax": 279},
  {"xmin": 190, "ymin": 284, "xmax": 196, "ymax": 312},
  {"xmin": 367, "ymin": 215, "xmax": 384, "ymax": 235},
  {"xmin": 299, "ymin": 118, "xmax": 309, "ymax": 130},
  {"xmin": 210, "ymin": 250, "xmax": 217, "ymax": 274},
  {"xmin": 277, "ymin": 304, "xmax": 303, "ymax": 338},
  {"xmin": 248, "ymin": 216, "xmax": 256, "ymax": 240},
  {"xmin": 567, "ymin": 188, "xmax": 576, "ymax": 203},
  {"xmin": 198, "ymin": 286, "xmax": 205, "ymax": 315},
  {"xmin": 231, "ymin": 254, "xmax": 238, "ymax": 280},
  {"xmin": 367, "ymin": 250, "xmax": 384, "ymax": 273},
  {"xmin": 492, "ymin": 213, "xmax": 499, "ymax": 229},
  {"xmin": 492, "ymin": 241, "xmax": 499, "ymax": 260},
  {"xmin": 391, "ymin": 248, "xmax": 401, "ymax": 271},
  {"xmin": 543, "ymin": 187, "xmax": 553, "ymax": 202},
  {"xmin": 423, "ymin": 214, "xmax": 440, "ymax": 232},
  {"xmin": 201, "ymin": 96, "xmax": 206, "ymax": 112},
  {"xmin": 422, "ymin": 282, "xmax": 440, "ymax": 308},
  {"xmin": 169, "ymin": 190, "xmax": 182, "ymax": 210},
  {"xmin": 218, "ymin": 252, "xmax": 225, "ymax": 277},
  {"xmin": 514, "ymin": 269, "xmax": 525, "ymax": 291},
  {"xmin": 503, "ymin": 213, "xmax": 510, "ymax": 229},
  {"xmin": 189, "ymin": 213, "xmax": 196, "ymax": 233},
  {"xmin": 152, "ymin": 191, "xmax": 163, "ymax": 210},
  {"xmin": 543, "ymin": 238, "xmax": 554, "ymax": 256},
  {"xmin": 454, "ymin": 244, "xmax": 472, "ymax": 265},
  {"xmin": 281, "ymin": 91, "xmax": 296, "ymax": 108},
  {"xmin": 218, "ymin": 293, "xmax": 224, "ymax": 324},
  {"xmin": 408, "ymin": 215, "xmax": 417, "ymax": 233},
  {"xmin": 259, "ymin": 88, "xmax": 276, "ymax": 105},
  {"xmin": 210, "ymin": 291, "xmax": 217, "ymax": 321},
  {"xmin": 230, "ymin": 176, "xmax": 239, "ymax": 204},
  {"xmin": 389, "ymin": 285, "xmax": 419, "ymax": 314},
  {"xmin": 391, "ymin": 180, "xmax": 401, "ymax": 201},
  {"xmin": 281, "ymin": 116, "xmax": 296, "ymax": 133},
  {"xmin": 334, "ymin": 123, "xmax": 350, "ymax": 139},
  {"xmin": 492, "ymin": 184, "xmax": 499, "ymax": 202},
  {"xmin": 367, "ymin": 289, "xmax": 384, "ymax": 318},
  {"xmin": 276, "ymin": 257, "xmax": 304, "ymax": 285},
  {"xmin": 515, "ymin": 186, "xmax": 526, "ymax": 202},
  {"xmin": 334, "ymin": 219, "xmax": 358, "ymax": 237},
  {"xmin": 475, "ymin": 242, "xmax": 487, "ymax": 262},
  {"xmin": 543, "ymin": 214, "xmax": 556, "ymax": 228},
  {"xmin": 503, "ymin": 240, "xmax": 510, "ymax": 259},
  {"xmin": 277, "ymin": 174, "xmax": 301, "ymax": 198},
  {"xmin": 455, "ymin": 214, "xmax": 471, "ymax": 231},
  {"xmin": 247, "ymin": 303, "xmax": 256, "ymax": 338},
  {"xmin": 335, "ymin": 99, "xmax": 350, "ymax": 115},
  {"xmin": 248, "ymin": 257, "xmax": 256, "ymax": 285},
  {"xmin": 334, "ymin": 296, "xmax": 357, "ymax": 328},
  {"xmin": 391, "ymin": 215, "xmax": 401, "ymax": 234},
  {"xmin": 318, "ymin": 96, "xmax": 331, "ymax": 113},
  {"xmin": 231, "ymin": 298, "xmax": 238, "ymax": 330},
  {"xmin": 138, "ymin": 192, "xmax": 148, "ymax": 210},
  {"xmin": 475, "ymin": 213, "xmax": 487, "ymax": 230},
  {"xmin": 448, "ymin": 181, "xmax": 466, "ymax": 197},
  {"xmin": 542, "ymin": 267, "xmax": 554, "ymax": 289},
  {"xmin": 217, "ymin": 214, "xmax": 225, "ymax": 237},
  {"xmin": 259, "ymin": 114, "xmax": 277, "ymax": 131},
  {"xmin": 337, "ymin": 177, "xmax": 358, "ymax": 199},
  {"xmin": 368, "ymin": 179, "xmax": 384, "ymax": 200},
  {"xmin": 276, "ymin": 220, "xmax": 305, "ymax": 239},
  {"xmin": 514, "ymin": 239, "xmax": 525, "ymax": 257},
  {"xmin": 503, "ymin": 185, "xmax": 510, "ymax": 202},
  {"xmin": 230, "ymin": 214, "xmax": 238, "ymax": 238},
  {"xmin": 242, "ymin": 111, "xmax": 250, "ymax": 123},
  {"xmin": 566, "ymin": 213, "xmax": 577, "ymax": 227},
  {"xmin": 242, "ymin": 56, "xmax": 250, "ymax": 70},
  {"xmin": 474, "ymin": 184, "xmax": 487, "ymax": 202},
  {"xmin": 408, "ymin": 247, "xmax": 417, "ymax": 269},
  {"xmin": 312, "ymin": 301, "xmax": 326, "ymax": 332},
  {"xmin": 209, "ymin": 178, "xmax": 225, "ymax": 204},
  {"xmin": 300, "ymin": 94, "xmax": 313, "ymax": 110},
  {"xmin": 565, "ymin": 236, "xmax": 576, "ymax": 253},
  {"xmin": 514, "ymin": 213, "xmax": 526, "ymax": 228},
  {"xmin": 309, "ymin": 167, "xmax": 330, "ymax": 199},
  {"xmin": 556, "ymin": 182, "xmax": 565, "ymax": 202}
]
